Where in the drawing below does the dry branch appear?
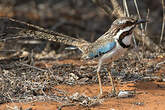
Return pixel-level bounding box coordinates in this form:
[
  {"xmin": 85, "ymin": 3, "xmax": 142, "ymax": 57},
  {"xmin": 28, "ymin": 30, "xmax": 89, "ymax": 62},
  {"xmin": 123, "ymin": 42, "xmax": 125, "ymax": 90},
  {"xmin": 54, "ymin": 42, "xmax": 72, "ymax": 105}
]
[
  {"xmin": 110, "ymin": 0, "xmax": 125, "ymax": 17},
  {"xmin": 93, "ymin": 0, "xmax": 161, "ymax": 51},
  {"xmin": 92, "ymin": 0, "xmax": 113, "ymax": 18},
  {"xmin": 160, "ymin": 0, "xmax": 165, "ymax": 44}
]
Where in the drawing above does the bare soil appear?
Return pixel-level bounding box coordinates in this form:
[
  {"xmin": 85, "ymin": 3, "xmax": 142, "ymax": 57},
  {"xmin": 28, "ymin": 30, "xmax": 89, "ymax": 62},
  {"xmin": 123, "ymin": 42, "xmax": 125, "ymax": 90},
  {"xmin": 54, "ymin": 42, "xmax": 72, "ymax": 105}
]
[
  {"xmin": 0, "ymin": 58, "xmax": 165, "ymax": 110},
  {"xmin": 1, "ymin": 80, "xmax": 165, "ymax": 110}
]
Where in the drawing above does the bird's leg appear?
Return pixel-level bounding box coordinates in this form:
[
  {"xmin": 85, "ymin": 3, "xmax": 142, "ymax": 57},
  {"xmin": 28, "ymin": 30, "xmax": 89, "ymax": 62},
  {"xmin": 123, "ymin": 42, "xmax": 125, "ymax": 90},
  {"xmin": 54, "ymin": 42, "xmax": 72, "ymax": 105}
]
[
  {"xmin": 107, "ymin": 69, "xmax": 116, "ymax": 96},
  {"xmin": 97, "ymin": 61, "xmax": 103, "ymax": 96}
]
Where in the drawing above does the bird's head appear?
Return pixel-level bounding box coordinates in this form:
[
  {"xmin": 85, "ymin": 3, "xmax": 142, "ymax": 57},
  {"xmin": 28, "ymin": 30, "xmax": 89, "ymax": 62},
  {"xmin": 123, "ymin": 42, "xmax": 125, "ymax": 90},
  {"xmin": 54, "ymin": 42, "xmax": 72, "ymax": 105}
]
[
  {"xmin": 111, "ymin": 17, "xmax": 148, "ymax": 37},
  {"xmin": 109, "ymin": 17, "xmax": 148, "ymax": 48},
  {"xmin": 112, "ymin": 17, "xmax": 147, "ymax": 27}
]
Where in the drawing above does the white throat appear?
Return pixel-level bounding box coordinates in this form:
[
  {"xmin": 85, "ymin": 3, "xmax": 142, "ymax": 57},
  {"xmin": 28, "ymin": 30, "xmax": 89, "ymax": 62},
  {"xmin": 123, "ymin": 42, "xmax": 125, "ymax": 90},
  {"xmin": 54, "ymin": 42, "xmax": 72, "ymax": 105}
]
[{"xmin": 122, "ymin": 33, "xmax": 133, "ymax": 45}]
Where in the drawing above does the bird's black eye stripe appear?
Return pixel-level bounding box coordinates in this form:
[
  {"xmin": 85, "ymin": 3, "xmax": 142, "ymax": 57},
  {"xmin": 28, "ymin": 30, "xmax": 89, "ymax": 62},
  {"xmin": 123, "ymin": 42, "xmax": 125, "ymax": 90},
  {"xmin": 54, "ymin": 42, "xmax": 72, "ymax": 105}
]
[
  {"xmin": 125, "ymin": 21, "xmax": 134, "ymax": 26},
  {"xmin": 121, "ymin": 21, "xmax": 134, "ymax": 28},
  {"xmin": 119, "ymin": 28, "xmax": 134, "ymax": 40}
]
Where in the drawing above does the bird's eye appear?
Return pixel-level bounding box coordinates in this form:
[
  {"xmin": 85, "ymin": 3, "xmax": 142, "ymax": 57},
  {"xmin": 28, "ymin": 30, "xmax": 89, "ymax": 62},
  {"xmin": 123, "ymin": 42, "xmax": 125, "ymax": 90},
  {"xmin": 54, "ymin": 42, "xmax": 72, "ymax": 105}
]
[
  {"xmin": 125, "ymin": 21, "xmax": 133, "ymax": 26},
  {"xmin": 134, "ymin": 19, "xmax": 138, "ymax": 24}
]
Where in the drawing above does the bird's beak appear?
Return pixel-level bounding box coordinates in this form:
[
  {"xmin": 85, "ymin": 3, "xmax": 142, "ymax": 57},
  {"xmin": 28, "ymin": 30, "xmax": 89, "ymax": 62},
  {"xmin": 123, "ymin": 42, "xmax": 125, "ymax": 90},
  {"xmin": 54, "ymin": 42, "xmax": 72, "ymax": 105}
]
[{"xmin": 136, "ymin": 19, "xmax": 148, "ymax": 24}]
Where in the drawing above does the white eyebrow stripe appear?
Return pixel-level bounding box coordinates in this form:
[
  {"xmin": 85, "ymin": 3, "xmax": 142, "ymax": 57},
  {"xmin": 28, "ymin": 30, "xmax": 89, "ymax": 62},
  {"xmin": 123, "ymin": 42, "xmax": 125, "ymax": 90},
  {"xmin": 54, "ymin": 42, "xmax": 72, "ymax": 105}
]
[
  {"xmin": 113, "ymin": 25, "xmax": 134, "ymax": 39},
  {"xmin": 118, "ymin": 20, "xmax": 128, "ymax": 24}
]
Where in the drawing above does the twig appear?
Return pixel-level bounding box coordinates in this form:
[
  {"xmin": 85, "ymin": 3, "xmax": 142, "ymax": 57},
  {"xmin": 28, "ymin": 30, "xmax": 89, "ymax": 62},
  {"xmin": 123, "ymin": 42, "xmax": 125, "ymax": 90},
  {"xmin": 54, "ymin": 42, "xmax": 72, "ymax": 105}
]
[
  {"xmin": 156, "ymin": 60, "xmax": 165, "ymax": 68},
  {"xmin": 133, "ymin": 0, "xmax": 146, "ymax": 49},
  {"xmin": 133, "ymin": 0, "xmax": 160, "ymax": 52},
  {"xmin": 133, "ymin": 0, "xmax": 144, "ymax": 30},
  {"xmin": 0, "ymin": 27, "xmax": 28, "ymax": 42},
  {"xmin": 18, "ymin": 62, "xmax": 47, "ymax": 72},
  {"xmin": 92, "ymin": 0, "xmax": 113, "ymax": 18},
  {"xmin": 0, "ymin": 36, "xmax": 23, "ymax": 42},
  {"xmin": 110, "ymin": 0, "xmax": 124, "ymax": 17},
  {"xmin": 0, "ymin": 33, "xmax": 6, "ymax": 36},
  {"xmin": 6, "ymin": 93, "xmax": 20, "ymax": 110},
  {"xmin": 123, "ymin": 0, "xmax": 130, "ymax": 17},
  {"xmin": 53, "ymin": 88, "xmax": 68, "ymax": 96},
  {"xmin": 0, "ymin": 50, "xmax": 17, "ymax": 53},
  {"xmin": 160, "ymin": 0, "xmax": 165, "ymax": 44},
  {"xmin": 57, "ymin": 103, "xmax": 76, "ymax": 110},
  {"xmin": 145, "ymin": 9, "xmax": 150, "ymax": 32},
  {"xmin": 5, "ymin": 18, "xmax": 48, "ymax": 33}
]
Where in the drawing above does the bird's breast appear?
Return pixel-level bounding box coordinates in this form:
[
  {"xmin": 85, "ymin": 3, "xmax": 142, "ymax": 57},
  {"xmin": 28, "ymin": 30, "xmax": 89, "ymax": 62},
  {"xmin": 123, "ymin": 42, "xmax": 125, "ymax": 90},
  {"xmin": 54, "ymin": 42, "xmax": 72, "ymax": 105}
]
[{"xmin": 100, "ymin": 41, "xmax": 127, "ymax": 64}]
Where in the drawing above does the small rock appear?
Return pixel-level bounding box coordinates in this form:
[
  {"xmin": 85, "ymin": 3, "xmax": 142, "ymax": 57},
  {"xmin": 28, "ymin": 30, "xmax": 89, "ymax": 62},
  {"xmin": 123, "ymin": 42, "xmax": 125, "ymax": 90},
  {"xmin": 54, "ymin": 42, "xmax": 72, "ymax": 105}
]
[
  {"xmin": 67, "ymin": 73, "xmax": 79, "ymax": 84},
  {"xmin": 118, "ymin": 91, "xmax": 134, "ymax": 98},
  {"xmin": 162, "ymin": 79, "xmax": 165, "ymax": 82},
  {"xmin": 70, "ymin": 92, "xmax": 80, "ymax": 101},
  {"xmin": 69, "ymin": 73, "xmax": 79, "ymax": 80},
  {"xmin": 25, "ymin": 108, "xmax": 32, "ymax": 110},
  {"xmin": 81, "ymin": 99, "xmax": 88, "ymax": 105},
  {"xmin": 133, "ymin": 102, "xmax": 144, "ymax": 106}
]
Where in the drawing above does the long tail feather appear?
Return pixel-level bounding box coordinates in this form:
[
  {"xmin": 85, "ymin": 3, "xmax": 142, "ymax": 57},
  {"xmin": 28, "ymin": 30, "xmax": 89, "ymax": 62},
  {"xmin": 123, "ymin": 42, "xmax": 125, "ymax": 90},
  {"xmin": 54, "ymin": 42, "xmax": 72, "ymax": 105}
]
[
  {"xmin": 3, "ymin": 17, "xmax": 90, "ymax": 53},
  {"xmin": 16, "ymin": 28, "xmax": 90, "ymax": 53}
]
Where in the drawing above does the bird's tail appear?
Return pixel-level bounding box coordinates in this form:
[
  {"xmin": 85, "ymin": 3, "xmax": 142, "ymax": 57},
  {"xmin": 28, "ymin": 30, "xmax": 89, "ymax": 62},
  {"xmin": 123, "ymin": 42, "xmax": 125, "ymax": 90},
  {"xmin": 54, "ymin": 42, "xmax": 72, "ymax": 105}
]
[
  {"xmin": 16, "ymin": 28, "xmax": 90, "ymax": 53},
  {"xmin": 4, "ymin": 18, "xmax": 90, "ymax": 53}
]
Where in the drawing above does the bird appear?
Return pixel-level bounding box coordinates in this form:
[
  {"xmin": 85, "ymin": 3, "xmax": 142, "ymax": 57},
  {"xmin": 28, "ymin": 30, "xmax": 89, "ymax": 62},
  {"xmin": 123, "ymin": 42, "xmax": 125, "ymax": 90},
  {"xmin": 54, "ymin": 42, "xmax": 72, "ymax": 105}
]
[{"xmin": 15, "ymin": 17, "xmax": 147, "ymax": 97}]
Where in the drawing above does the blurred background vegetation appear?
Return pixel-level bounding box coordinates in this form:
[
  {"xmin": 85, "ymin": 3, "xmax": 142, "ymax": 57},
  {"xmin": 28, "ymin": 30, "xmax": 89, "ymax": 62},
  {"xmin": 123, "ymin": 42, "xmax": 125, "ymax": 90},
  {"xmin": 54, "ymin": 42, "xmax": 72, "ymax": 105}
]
[
  {"xmin": 0, "ymin": 0, "xmax": 164, "ymax": 55},
  {"xmin": 0, "ymin": 0, "xmax": 164, "ymax": 40}
]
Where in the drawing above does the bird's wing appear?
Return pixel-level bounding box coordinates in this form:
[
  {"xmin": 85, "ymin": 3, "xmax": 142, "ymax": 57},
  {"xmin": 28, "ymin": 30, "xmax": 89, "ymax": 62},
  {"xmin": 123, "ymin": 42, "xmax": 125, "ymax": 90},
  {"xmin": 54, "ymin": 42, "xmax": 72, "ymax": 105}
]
[
  {"xmin": 87, "ymin": 41, "xmax": 116, "ymax": 59},
  {"xmin": 95, "ymin": 27, "xmax": 116, "ymax": 42}
]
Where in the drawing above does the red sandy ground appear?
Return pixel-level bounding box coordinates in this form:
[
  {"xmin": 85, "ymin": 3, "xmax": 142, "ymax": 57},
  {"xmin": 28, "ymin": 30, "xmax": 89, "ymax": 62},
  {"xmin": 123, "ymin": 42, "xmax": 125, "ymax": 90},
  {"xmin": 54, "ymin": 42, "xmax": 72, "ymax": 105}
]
[
  {"xmin": 0, "ymin": 60, "xmax": 165, "ymax": 110},
  {"xmin": 1, "ymin": 81, "xmax": 165, "ymax": 110}
]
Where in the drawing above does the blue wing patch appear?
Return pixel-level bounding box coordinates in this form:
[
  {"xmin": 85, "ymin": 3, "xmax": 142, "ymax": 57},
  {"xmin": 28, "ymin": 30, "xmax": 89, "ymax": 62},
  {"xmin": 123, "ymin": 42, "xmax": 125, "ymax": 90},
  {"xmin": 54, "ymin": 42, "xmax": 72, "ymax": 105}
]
[{"xmin": 88, "ymin": 41, "xmax": 116, "ymax": 58}]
